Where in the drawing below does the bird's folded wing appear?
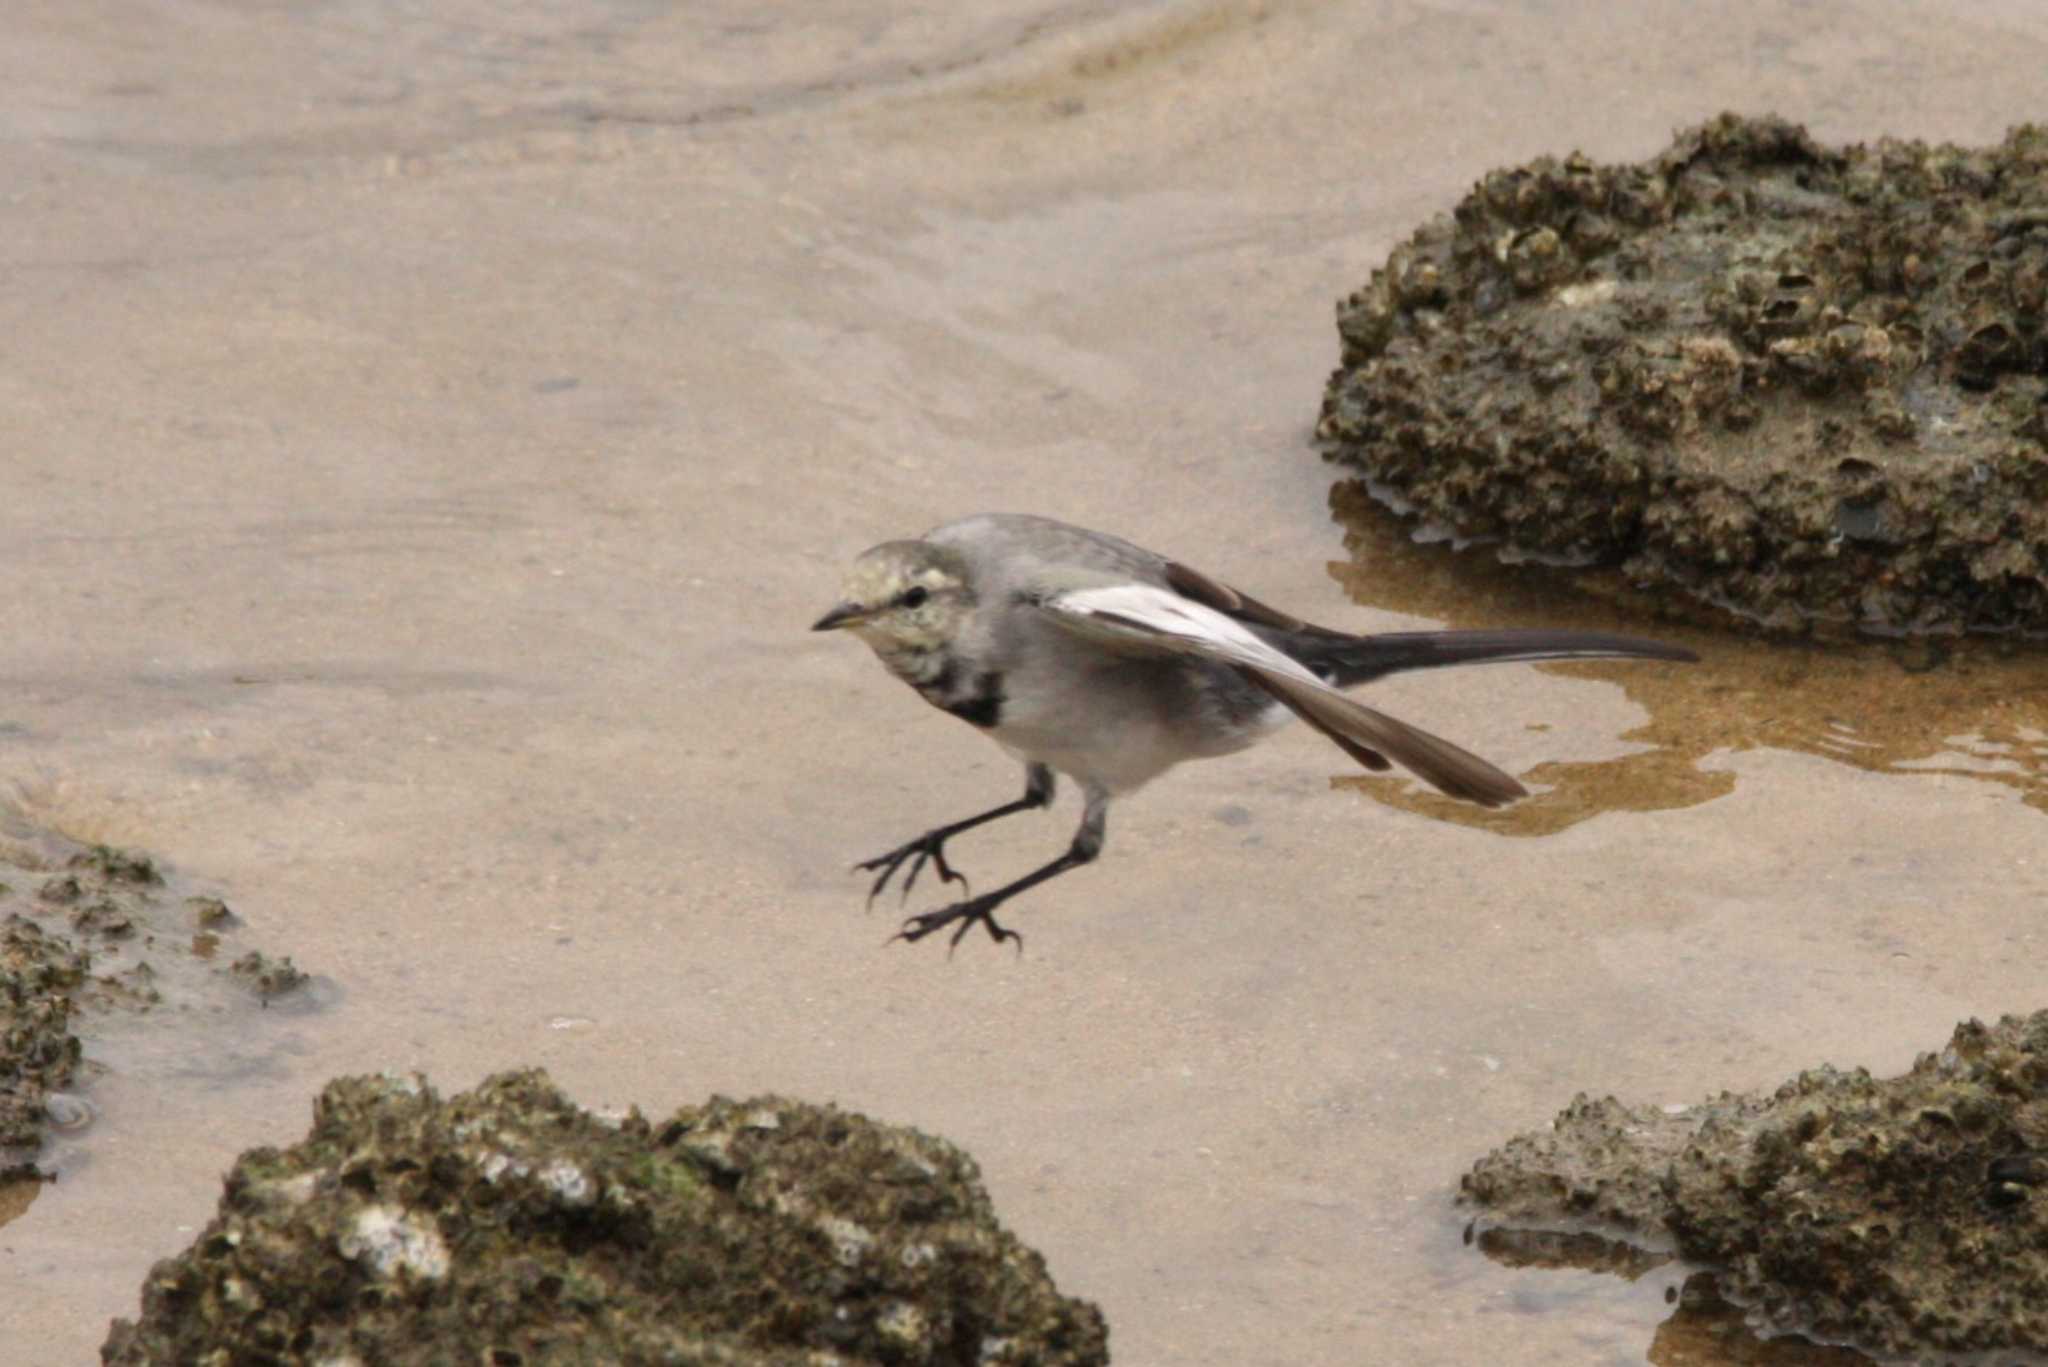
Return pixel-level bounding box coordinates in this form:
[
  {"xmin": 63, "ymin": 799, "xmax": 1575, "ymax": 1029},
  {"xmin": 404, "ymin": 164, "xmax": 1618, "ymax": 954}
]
[{"xmin": 1038, "ymin": 583, "xmax": 1527, "ymax": 807}]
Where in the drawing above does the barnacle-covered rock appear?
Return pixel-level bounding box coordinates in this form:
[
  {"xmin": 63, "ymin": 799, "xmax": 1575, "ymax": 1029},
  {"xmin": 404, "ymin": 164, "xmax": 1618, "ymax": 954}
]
[
  {"xmin": 1319, "ymin": 114, "xmax": 2048, "ymax": 635},
  {"xmin": 1, "ymin": 812, "xmax": 313, "ymax": 1186},
  {"xmin": 102, "ymin": 1070, "xmax": 1109, "ymax": 1366},
  {"xmin": 1, "ymin": 915, "xmax": 88, "ymax": 1166},
  {"xmin": 1462, "ymin": 1011, "xmax": 2048, "ymax": 1356}
]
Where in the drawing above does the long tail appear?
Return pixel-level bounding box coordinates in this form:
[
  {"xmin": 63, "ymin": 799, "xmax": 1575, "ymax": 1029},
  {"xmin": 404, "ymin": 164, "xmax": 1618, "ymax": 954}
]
[
  {"xmin": 1283, "ymin": 628, "xmax": 1698, "ymax": 690},
  {"xmin": 1239, "ymin": 668, "xmax": 1528, "ymax": 806}
]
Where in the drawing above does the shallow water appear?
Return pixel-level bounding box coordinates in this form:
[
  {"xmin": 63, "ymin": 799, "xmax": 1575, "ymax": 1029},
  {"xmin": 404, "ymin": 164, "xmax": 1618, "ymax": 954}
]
[{"xmin": 6, "ymin": 2, "xmax": 2048, "ymax": 1362}]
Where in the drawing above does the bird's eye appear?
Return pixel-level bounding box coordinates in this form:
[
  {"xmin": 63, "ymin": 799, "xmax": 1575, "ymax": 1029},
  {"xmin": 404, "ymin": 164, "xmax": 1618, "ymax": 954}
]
[{"xmin": 900, "ymin": 586, "xmax": 930, "ymax": 610}]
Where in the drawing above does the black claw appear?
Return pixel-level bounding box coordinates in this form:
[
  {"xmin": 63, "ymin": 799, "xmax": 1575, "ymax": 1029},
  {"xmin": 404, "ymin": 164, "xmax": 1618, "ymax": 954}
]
[
  {"xmin": 854, "ymin": 833, "xmax": 972, "ymax": 910},
  {"xmin": 899, "ymin": 841, "xmax": 965, "ymax": 903},
  {"xmin": 891, "ymin": 898, "xmax": 1024, "ymax": 955}
]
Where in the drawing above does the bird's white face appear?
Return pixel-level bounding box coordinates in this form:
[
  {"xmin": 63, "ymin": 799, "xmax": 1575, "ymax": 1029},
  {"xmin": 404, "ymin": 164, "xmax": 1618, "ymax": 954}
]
[{"xmin": 811, "ymin": 542, "xmax": 974, "ymax": 660}]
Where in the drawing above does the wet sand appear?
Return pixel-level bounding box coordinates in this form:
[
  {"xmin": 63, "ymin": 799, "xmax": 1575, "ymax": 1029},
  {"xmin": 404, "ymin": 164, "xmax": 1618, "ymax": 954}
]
[{"xmin": 5, "ymin": 2, "xmax": 2048, "ymax": 1361}]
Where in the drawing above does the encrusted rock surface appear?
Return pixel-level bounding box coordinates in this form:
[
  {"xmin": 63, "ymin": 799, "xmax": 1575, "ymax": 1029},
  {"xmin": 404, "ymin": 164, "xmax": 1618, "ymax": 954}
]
[
  {"xmin": 1462, "ymin": 1012, "xmax": 2048, "ymax": 1356},
  {"xmin": 1319, "ymin": 113, "xmax": 2048, "ymax": 635},
  {"xmin": 1, "ymin": 913, "xmax": 88, "ymax": 1171},
  {"xmin": 0, "ymin": 817, "xmax": 309, "ymax": 1182},
  {"xmin": 102, "ymin": 1070, "xmax": 1109, "ymax": 1366},
  {"xmin": 3, "ymin": 841, "xmax": 176, "ymax": 1176}
]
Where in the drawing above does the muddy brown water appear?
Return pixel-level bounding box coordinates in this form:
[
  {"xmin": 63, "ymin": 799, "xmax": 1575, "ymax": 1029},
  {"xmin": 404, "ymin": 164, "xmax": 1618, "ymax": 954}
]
[{"xmin": 6, "ymin": 3, "xmax": 2048, "ymax": 1362}]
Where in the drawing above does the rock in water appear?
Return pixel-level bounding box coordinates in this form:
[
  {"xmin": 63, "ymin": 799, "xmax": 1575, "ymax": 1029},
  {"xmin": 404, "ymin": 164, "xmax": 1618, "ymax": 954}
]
[
  {"xmin": 1462, "ymin": 1011, "xmax": 2048, "ymax": 1356},
  {"xmin": 1320, "ymin": 113, "xmax": 2048, "ymax": 636}
]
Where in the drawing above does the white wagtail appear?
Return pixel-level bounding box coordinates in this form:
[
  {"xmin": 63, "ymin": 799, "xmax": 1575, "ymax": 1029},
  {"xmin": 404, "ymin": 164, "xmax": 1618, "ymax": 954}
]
[{"xmin": 814, "ymin": 513, "xmax": 1696, "ymax": 950}]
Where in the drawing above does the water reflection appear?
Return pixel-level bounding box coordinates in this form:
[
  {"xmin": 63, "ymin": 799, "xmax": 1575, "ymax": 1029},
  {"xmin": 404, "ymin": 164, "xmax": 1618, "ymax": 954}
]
[
  {"xmin": 1471, "ymin": 1225, "xmax": 1877, "ymax": 1365},
  {"xmin": 1650, "ymin": 1275, "xmax": 1876, "ymax": 1367},
  {"xmin": 1327, "ymin": 481, "xmax": 2048, "ymax": 832},
  {"xmin": 0, "ymin": 1176, "xmax": 41, "ymax": 1231}
]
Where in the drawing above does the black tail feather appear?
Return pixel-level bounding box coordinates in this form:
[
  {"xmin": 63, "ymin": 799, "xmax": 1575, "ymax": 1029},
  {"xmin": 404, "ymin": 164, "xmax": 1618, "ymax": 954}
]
[{"xmin": 1283, "ymin": 628, "xmax": 1698, "ymax": 689}]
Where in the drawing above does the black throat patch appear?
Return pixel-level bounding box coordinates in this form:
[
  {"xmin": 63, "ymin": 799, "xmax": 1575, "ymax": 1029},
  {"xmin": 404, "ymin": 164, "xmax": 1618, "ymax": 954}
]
[{"xmin": 919, "ymin": 657, "xmax": 1005, "ymax": 729}]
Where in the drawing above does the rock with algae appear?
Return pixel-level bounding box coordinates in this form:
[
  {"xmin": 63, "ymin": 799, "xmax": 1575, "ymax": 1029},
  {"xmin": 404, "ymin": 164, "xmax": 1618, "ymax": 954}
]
[
  {"xmin": 0, "ymin": 810, "xmax": 318, "ymax": 1181},
  {"xmin": 101, "ymin": 1070, "xmax": 1109, "ymax": 1366},
  {"xmin": 1318, "ymin": 113, "xmax": 2048, "ymax": 635},
  {"xmin": 1, "ymin": 914, "xmax": 88, "ymax": 1170},
  {"xmin": 1462, "ymin": 1011, "xmax": 2048, "ymax": 1356}
]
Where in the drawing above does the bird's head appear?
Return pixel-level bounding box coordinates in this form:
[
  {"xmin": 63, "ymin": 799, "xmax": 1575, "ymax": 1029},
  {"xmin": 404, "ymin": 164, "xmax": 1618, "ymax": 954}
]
[{"xmin": 811, "ymin": 540, "xmax": 975, "ymax": 656}]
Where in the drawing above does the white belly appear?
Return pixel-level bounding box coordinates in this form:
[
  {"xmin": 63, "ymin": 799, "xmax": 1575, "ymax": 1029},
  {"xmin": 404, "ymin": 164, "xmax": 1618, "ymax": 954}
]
[{"xmin": 985, "ymin": 653, "xmax": 1289, "ymax": 795}]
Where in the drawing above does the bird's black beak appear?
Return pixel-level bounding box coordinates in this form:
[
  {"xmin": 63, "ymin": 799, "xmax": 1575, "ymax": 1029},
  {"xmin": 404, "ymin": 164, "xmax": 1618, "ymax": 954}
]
[{"xmin": 811, "ymin": 602, "xmax": 868, "ymax": 632}]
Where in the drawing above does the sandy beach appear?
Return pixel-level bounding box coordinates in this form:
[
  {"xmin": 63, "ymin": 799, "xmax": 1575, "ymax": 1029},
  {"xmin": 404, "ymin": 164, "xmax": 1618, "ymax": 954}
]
[{"xmin": 5, "ymin": 3, "xmax": 2048, "ymax": 1361}]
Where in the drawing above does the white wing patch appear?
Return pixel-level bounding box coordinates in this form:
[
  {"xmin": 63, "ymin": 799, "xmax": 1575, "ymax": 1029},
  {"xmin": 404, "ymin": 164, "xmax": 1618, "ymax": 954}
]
[{"xmin": 1043, "ymin": 583, "xmax": 1328, "ymax": 683}]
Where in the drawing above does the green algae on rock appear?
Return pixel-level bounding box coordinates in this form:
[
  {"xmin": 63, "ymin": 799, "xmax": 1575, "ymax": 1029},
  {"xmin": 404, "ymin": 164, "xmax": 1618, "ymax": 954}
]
[
  {"xmin": 101, "ymin": 1070, "xmax": 1110, "ymax": 1366},
  {"xmin": 1461, "ymin": 1011, "xmax": 2048, "ymax": 1356},
  {"xmin": 1318, "ymin": 114, "xmax": 2048, "ymax": 635}
]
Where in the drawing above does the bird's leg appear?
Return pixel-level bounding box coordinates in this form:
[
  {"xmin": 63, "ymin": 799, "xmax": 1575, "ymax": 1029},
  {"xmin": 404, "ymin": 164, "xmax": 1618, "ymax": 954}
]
[
  {"xmin": 856, "ymin": 764, "xmax": 1055, "ymax": 906},
  {"xmin": 894, "ymin": 788, "xmax": 1107, "ymax": 953}
]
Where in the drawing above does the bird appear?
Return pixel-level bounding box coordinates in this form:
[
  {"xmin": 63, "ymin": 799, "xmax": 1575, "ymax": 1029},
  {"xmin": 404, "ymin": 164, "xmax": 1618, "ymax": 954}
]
[{"xmin": 812, "ymin": 513, "xmax": 1697, "ymax": 951}]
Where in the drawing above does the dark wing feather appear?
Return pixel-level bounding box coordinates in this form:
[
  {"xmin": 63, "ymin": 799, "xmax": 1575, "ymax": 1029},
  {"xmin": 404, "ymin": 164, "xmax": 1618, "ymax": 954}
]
[
  {"xmin": 1162, "ymin": 559, "xmax": 1348, "ymax": 638},
  {"xmin": 1237, "ymin": 669, "xmax": 1524, "ymax": 806}
]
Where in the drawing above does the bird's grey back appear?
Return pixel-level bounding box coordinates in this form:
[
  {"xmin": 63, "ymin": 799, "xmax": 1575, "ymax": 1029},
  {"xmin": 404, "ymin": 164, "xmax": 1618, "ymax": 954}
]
[{"xmin": 924, "ymin": 514, "xmax": 1175, "ymax": 596}]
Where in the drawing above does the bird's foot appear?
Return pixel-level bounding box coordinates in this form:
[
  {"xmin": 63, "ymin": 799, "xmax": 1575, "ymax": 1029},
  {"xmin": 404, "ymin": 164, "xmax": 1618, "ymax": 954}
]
[
  {"xmin": 854, "ymin": 831, "xmax": 971, "ymax": 907},
  {"xmin": 891, "ymin": 896, "xmax": 1023, "ymax": 954}
]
